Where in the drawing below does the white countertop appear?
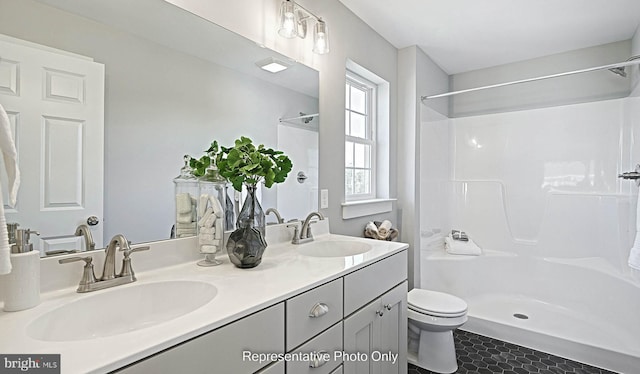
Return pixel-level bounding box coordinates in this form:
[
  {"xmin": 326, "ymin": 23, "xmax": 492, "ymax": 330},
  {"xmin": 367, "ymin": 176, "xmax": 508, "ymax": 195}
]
[{"xmin": 0, "ymin": 223, "xmax": 408, "ymax": 374}]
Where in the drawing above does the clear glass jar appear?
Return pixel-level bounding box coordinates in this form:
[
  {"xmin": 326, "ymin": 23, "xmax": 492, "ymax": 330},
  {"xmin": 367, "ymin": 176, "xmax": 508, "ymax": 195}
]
[
  {"xmin": 173, "ymin": 155, "xmax": 199, "ymax": 239},
  {"xmin": 196, "ymin": 157, "xmax": 227, "ymax": 266}
]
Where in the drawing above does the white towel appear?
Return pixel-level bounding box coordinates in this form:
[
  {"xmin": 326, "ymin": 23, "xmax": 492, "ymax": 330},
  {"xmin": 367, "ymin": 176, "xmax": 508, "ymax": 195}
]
[
  {"xmin": 175, "ymin": 193, "xmax": 193, "ymax": 214},
  {"xmin": 629, "ymin": 195, "xmax": 640, "ymax": 270},
  {"xmin": 444, "ymin": 233, "xmax": 482, "ymax": 256},
  {"xmin": 378, "ymin": 220, "xmax": 393, "ymax": 238},
  {"xmin": 0, "ymin": 104, "xmax": 20, "ymax": 275}
]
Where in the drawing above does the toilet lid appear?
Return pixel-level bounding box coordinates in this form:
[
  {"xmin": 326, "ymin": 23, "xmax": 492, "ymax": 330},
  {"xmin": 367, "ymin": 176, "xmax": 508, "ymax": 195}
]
[{"xmin": 408, "ymin": 289, "xmax": 467, "ymax": 317}]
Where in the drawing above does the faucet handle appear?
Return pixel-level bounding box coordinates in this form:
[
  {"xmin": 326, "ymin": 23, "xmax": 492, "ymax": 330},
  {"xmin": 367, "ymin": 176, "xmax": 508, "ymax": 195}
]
[
  {"xmin": 286, "ymin": 223, "xmax": 301, "ymax": 243},
  {"xmin": 58, "ymin": 256, "xmax": 93, "ymax": 265},
  {"xmin": 118, "ymin": 246, "xmax": 149, "ymax": 280},
  {"xmin": 58, "ymin": 256, "xmax": 97, "ymax": 292},
  {"xmin": 120, "ymin": 245, "xmax": 150, "ymax": 258}
]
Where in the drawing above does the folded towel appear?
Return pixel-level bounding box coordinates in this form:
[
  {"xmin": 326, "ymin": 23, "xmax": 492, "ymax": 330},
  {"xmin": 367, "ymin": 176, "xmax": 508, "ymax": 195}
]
[
  {"xmin": 175, "ymin": 193, "xmax": 193, "ymax": 214},
  {"xmin": 209, "ymin": 195, "xmax": 224, "ymax": 218},
  {"xmin": 199, "ymin": 244, "xmax": 218, "ymax": 254},
  {"xmin": 0, "ymin": 104, "xmax": 19, "ymax": 275},
  {"xmin": 445, "ymin": 232, "xmax": 482, "ymax": 256},
  {"xmin": 198, "ymin": 194, "xmax": 209, "ymax": 217},
  {"xmin": 198, "ymin": 236, "xmax": 221, "ymax": 246},
  {"xmin": 176, "ymin": 212, "xmax": 193, "ymax": 224},
  {"xmin": 199, "ymin": 227, "xmax": 216, "ymax": 235},
  {"xmin": 629, "ymin": 195, "xmax": 640, "ymax": 271},
  {"xmin": 378, "ymin": 220, "xmax": 393, "ymax": 238},
  {"xmin": 198, "ymin": 207, "xmax": 214, "ymax": 227},
  {"xmin": 215, "ymin": 218, "xmax": 223, "ymax": 239},
  {"xmin": 176, "ymin": 222, "xmax": 196, "ymax": 230},
  {"xmin": 364, "ymin": 221, "xmax": 379, "ymax": 238}
]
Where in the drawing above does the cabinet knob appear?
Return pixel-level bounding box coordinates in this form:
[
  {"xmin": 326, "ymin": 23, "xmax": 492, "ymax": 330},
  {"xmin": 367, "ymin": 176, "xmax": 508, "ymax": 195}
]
[
  {"xmin": 384, "ymin": 303, "xmax": 393, "ymax": 311},
  {"xmin": 376, "ymin": 310, "xmax": 384, "ymax": 317},
  {"xmin": 309, "ymin": 350, "xmax": 329, "ymax": 368},
  {"xmin": 308, "ymin": 302, "xmax": 329, "ymax": 318}
]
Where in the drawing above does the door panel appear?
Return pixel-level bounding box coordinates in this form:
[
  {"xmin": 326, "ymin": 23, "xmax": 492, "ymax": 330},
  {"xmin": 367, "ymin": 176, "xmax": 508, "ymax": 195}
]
[{"xmin": 0, "ymin": 35, "xmax": 104, "ymax": 253}]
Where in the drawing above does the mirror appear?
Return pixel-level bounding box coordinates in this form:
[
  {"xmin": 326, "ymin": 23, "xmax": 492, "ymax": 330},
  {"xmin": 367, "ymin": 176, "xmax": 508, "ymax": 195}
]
[{"xmin": 0, "ymin": 0, "xmax": 319, "ymax": 254}]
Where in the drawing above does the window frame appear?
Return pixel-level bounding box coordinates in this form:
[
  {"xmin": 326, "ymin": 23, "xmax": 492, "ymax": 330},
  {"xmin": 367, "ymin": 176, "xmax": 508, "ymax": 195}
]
[{"xmin": 345, "ymin": 71, "xmax": 377, "ymax": 201}]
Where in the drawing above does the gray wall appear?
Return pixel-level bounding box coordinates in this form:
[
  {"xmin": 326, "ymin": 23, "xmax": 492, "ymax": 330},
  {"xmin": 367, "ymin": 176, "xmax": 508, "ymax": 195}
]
[{"xmin": 0, "ymin": 0, "xmax": 318, "ymax": 245}]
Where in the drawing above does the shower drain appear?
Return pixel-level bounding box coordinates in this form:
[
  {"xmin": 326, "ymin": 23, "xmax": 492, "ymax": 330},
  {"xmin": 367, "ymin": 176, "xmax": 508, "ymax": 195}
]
[{"xmin": 513, "ymin": 313, "xmax": 529, "ymax": 320}]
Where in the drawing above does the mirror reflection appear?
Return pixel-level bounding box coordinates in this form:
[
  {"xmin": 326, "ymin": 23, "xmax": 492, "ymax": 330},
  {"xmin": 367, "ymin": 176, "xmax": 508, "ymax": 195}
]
[{"xmin": 0, "ymin": 0, "xmax": 319, "ymax": 255}]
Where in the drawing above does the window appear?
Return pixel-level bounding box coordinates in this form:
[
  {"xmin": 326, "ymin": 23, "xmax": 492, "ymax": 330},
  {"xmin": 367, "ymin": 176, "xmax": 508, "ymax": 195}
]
[{"xmin": 345, "ymin": 72, "xmax": 376, "ymax": 200}]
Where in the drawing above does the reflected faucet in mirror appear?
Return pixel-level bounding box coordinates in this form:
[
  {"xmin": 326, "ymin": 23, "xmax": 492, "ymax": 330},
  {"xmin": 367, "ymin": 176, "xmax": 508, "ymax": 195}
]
[
  {"xmin": 266, "ymin": 208, "xmax": 285, "ymax": 225},
  {"xmin": 75, "ymin": 224, "xmax": 96, "ymax": 252}
]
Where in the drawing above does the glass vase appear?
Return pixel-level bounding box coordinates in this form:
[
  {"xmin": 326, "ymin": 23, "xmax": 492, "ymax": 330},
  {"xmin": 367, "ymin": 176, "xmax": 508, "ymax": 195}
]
[
  {"xmin": 173, "ymin": 155, "xmax": 198, "ymax": 239},
  {"xmin": 196, "ymin": 158, "xmax": 227, "ymax": 267},
  {"xmin": 226, "ymin": 183, "xmax": 267, "ymax": 268}
]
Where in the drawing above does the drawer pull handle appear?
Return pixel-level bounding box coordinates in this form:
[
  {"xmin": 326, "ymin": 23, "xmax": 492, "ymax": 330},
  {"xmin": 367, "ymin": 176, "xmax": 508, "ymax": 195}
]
[
  {"xmin": 309, "ymin": 350, "xmax": 329, "ymax": 368},
  {"xmin": 309, "ymin": 302, "xmax": 329, "ymax": 318}
]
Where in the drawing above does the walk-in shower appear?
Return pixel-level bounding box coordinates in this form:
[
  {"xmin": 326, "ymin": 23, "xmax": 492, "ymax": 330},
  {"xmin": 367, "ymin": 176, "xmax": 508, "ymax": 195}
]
[{"xmin": 419, "ymin": 48, "xmax": 640, "ymax": 373}]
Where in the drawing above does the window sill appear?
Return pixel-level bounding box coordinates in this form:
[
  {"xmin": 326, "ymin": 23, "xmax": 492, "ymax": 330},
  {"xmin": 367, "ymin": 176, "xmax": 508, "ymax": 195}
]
[{"xmin": 341, "ymin": 198, "xmax": 396, "ymax": 219}]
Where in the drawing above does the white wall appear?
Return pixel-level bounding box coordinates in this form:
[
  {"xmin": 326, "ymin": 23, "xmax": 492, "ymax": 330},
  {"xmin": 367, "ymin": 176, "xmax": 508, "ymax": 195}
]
[
  {"xmin": 0, "ymin": 0, "xmax": 318, "ymax": 245},
  {"xmin": 164, "ymin": 0, "xmax": 399, "ymax": 237},
  {"xmin": 398, "ymin": 46, "xmax": 449, "ymax": 287},
  {"xmin": 451, "ymin": 41, "xmax": 632, "ymax": 117}
]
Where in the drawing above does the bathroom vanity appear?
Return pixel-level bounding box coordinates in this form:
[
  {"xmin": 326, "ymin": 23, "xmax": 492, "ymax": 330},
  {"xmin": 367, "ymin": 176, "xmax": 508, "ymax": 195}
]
[{"xmin": 0, "ymin": 221, "xmax": 408, "ymax": 374}]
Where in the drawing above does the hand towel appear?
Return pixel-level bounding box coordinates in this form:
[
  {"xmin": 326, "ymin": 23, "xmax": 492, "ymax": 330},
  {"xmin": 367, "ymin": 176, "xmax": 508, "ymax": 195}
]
[
  {"xmin": 0, "ymin": 104, "xmax": 19, "ymax": 275},
  {"xmin": 364, "ymin": 221, "xmax": 379, "ymax": 239},
  {"xmin": 378, "ymin": 220, "xmax": 393, "ymax": 239},
  {"xmin": 629, "ymin": 195, "xmax": 640, "ymax": 270},
  {"xmin": 199, "ymin": 244, "xmax": 218, "ymax": 254},
  {"xmin": 197, "ymin": 207, "xmax": 214, "ymax": 227},
  {"xmin": 445, "ymin": 232, "xmax": 482, "ymax": 256},
  {"xmin": 209, "ymin": 195, "xmax": 224, "ymax": 218},
  {"xmin": 175, "ymin": 193, "xmax": 193, "ymax": 214}
]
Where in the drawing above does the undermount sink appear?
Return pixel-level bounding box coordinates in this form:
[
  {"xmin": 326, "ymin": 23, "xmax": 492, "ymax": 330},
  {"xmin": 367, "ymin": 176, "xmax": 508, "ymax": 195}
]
[
  {"xmin": 27, "ymin": 280, "xmax": 216, "ymax": 342},
  {"xmin": 297, "ymin": 240, "xmax": 372, "ymax": 257}
]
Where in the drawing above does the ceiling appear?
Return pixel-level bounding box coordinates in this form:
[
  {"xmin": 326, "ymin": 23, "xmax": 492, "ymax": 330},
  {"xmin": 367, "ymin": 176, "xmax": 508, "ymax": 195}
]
[{"xmin": 337, "ymin": 0, "xmax": 640, "ymax": 74}]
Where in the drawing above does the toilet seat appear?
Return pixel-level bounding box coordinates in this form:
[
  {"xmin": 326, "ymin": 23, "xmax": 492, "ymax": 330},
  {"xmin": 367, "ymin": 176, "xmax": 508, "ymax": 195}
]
[{"xmin": 408, "ymin": 289, "xmax": 467, "ymax": 318}]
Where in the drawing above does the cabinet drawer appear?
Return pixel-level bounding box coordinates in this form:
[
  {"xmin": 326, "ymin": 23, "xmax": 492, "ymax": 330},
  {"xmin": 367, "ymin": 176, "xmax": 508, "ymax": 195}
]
[
  {"xmin": 286, "ymin": 278, "xmax": 343, "ymax": 350},
  {"xmin": 286, "ymin": 322, "xmax": 343, "ymax": 374},
  {"xmin": 116, "ymin": 303, "xmax": 284, "ymax": 374},
  {"xmin": 256, "ymin": 360, "xmax": 285, "ymax": 374},
  {"xmin": 344, "ymin": 250, "xmax": 407, "ymax": 316}
]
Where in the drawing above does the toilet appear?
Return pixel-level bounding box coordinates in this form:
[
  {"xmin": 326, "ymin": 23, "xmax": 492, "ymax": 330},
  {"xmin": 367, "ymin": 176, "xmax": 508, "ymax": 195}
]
[{"xmin": 407, "ymin": 289, "xmax": 468, "ymax": 374}]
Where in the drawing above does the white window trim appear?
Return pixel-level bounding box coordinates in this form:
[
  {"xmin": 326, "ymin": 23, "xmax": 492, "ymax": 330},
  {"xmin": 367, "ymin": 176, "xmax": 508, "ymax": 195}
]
[
  {"xmin": 345, "ymin": 72, "xmax": 377, "ymax": 201},
  {"xmin": 341, "ymin": 198, "xmax": 396, "ymax": 220}
]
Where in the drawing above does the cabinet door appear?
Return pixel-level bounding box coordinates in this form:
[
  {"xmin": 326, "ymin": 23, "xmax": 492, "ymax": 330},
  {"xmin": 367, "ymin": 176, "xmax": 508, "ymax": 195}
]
[
  {"xmin": 343, "ymin": 300, "xmax": 380, "ymax": 374},
  {"xmin": 377, "ymin": 282, "xmax": 407, "ymax": 374},
  {"xmin": 116, "ymin": 303, "xmax": 284, "ymax": 374}
]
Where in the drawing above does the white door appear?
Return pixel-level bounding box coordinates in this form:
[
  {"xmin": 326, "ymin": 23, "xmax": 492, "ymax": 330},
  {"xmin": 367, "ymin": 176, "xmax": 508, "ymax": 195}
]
[{"xmin": 0, "ymin": 35, "xmax": 104, "ymax": 254}]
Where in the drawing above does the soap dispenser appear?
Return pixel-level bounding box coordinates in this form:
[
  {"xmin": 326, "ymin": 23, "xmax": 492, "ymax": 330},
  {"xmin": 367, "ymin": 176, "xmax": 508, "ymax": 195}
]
[{"xmin": 2, "ymin": 228, "xmax": 40, "ymax": 312}]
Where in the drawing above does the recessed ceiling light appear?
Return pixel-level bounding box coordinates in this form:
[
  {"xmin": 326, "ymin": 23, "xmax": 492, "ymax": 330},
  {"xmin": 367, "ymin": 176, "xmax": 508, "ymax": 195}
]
[{"xmin": 256, "ymin": 57, "xmax": 291, "ymax": 73}]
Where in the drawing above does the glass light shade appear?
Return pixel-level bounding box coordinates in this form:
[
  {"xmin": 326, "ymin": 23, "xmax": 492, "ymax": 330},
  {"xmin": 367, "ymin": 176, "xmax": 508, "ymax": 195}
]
[
  {"xmin": 278, "ymin": 0, "xmax": 298, "ymax": 38},
  {"xmin": 313, "ymin": 19, "xmax": 330, "ymax": 54}
]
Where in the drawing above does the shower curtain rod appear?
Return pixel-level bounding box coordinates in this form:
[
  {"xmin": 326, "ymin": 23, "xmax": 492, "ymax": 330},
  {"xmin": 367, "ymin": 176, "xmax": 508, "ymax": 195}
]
[
  {"xmin": 279, "ymin": 113, "xmax": 319, "ymax": 124},
  {"xmin": 421, "ymin": 58, "xmax": 640, "ymax": 100}
]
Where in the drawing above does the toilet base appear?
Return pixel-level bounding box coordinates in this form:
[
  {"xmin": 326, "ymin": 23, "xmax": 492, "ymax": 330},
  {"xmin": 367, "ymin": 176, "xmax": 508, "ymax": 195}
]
[{"xmin": 408, "ymin": 329, "xmax": 458, "ymax": 374}]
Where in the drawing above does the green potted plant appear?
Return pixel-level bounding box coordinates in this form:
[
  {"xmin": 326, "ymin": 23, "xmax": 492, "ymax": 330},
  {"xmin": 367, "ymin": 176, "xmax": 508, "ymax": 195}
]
[{"xmin": 216, "ymin": 136, "xmax": 292, "ymax": 268}]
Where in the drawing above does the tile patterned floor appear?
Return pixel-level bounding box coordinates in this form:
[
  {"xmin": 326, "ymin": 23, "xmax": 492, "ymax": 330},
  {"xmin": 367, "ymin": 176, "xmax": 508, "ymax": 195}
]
[{"xmin": 408, "ymin": 330, "xmax": 618, "ymax": 374}]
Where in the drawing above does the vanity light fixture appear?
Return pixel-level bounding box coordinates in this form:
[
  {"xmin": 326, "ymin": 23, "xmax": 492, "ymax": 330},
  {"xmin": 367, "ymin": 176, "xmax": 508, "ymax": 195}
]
[
  {"xmin": 256, "ymin": 57, "xmax": 291, "ymax": 73},
  {"xmin": 277, "ymin": 0, "xmax": 330, "ymax": 54}
]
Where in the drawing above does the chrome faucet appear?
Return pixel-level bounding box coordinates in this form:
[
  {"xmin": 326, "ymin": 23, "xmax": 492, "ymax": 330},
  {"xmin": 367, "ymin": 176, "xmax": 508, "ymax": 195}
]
[
  {"xmin": 291, "ymin": 211, "xmax": 324, "ymax": 244},
  {"xmin": 74, "ymin": 224, "xmax": 95, "ymax": 251},
  {"xmin": 265, "ymin": 207, "xmax": 284, "ymax": 224},
  {"xmin": 59, "ymin": 234, "xmax": 149, "ymax": 293}
]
